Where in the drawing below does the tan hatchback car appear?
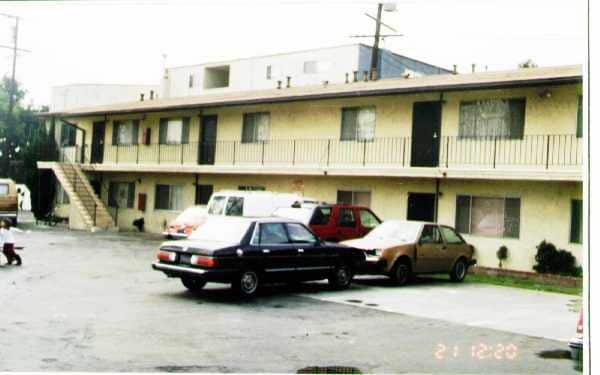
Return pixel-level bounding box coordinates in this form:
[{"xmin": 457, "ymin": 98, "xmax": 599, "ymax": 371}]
[{"xmin": 342, "ymin": 220, "xmax": 476, "ymax": 285}]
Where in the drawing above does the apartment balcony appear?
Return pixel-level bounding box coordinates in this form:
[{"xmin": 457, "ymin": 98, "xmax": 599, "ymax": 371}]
[{"xmin": 49, "ymin": 134, "xmax": 583, "ymax": 182}]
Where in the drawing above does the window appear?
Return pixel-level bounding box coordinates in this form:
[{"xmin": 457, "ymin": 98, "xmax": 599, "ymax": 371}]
[
  {"xmin": 238, "ymin": 185, "xmax": 266, "ymax": 191},
  {"xmin": 108, "ymin": 182, "xmax": 135, "ymax": 209},
  {"xmin": 242, "ymin": 113, "xmax": 270, "ymax": 143},
  {"xmin": 455, "ymin": 195, "xmax": 520, "ymax": 238},
  {"xmin": 337, "ymin": 208, "xmax": 356, "ymax": 228},
  {"xmin": 576, "ymin": 95, "xmax": 583, "ymax": 138},
  {"xmin": 459, "ymin": 98, "xmax": 525, "ymax": 139},
  {"xmin": 266, "ymin": 65, "xmax": 272, "ymax": 80},
  {"xmin": 340, "ymin": 107, "xmax": 376, "ymax": 141},
  {"xmin": 570, "ymin": 199, "xmax": 583, "ymax": 244},
  {"xmin": 310, "ymin": 207, "xmax": 332, "ymax": 225},
  {"xmin": 203, "ymin": 65, "xmax": 230, "ymax": 89},
  {"xmin": 60, "ymin": 124, "xmax": 77, "ymax": 147},
  {"xmin": 303, "ymin": 61, "xmax": 318, "ymax": 74},
  {"xmin": 0, "ymin": 184, "xmax": 8, "ymax": 196},
  {"xmin": 360, "ymin": 209, "xmax": 381, "ymax": 229},
  {"xmin": 56, "ymin": 184, "xmax": 70, "ymax": 204},
  {"xmin": 286, "ymin": 223, "xmax": 318, "ymax": 244},
  {"xmin": 337, "ymin": 190, "xmax": 372, "ymax": 207},
  {"xmin": 112, "ymin": 120, "xmax": 139, "ymax": 145},
  {"xmin": 208, "ymin": 195, "xmax": 226, "ymax": 215},
  {"xmin": 188, "ymin": 74, "xmax": 194, "ymax": 88},
  {"xmin": 155, "ymin": 184, "xmax": 184, "ymax": 211},
  {"xmin": 195, "ymin": 185, "xmax": 213, "ymax": 205},
  {"xmin": 159, "ymin": 117, "xmax": 190, "ymax": 145},
  {"xmin": 440, "ymin": 226, "xmax": 465, "ymax": 244},
  {"xmin": 225, "ymin": 197, "xmax": 244, "ymax": 216},
  {"xmin": 258, "ymin": 223, "xmax": 289, "ymax": 244},
  {"xmin": 420, "ymin": 225, "xmax": 443, "ymax": 244}
]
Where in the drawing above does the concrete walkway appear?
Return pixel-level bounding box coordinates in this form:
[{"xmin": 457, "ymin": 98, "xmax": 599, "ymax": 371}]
[{"xmin": 302, "ymin": 276, "xmax": 581, "ymax": 342}]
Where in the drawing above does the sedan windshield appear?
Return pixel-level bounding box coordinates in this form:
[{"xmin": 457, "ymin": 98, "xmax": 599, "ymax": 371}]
[
  {"xmin": 365, "ymin": 221, "xmax": 421, "ymax": 243},
  {"xmin": 188, "ymin": 218, "xmax": 252, "ymax": 243}
]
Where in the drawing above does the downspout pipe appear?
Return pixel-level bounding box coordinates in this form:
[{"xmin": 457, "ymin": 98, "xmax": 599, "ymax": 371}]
[
  {"xmin": 434, "ymin": 178, "xmax": 440, "ymax": 223},
  {"xmin": 60, "ymin": 118, "xmax": 87, "ymax": 163}
]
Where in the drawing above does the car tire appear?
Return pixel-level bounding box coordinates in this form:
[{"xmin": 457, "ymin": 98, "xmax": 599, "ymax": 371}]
[
  {"xmin": 11, "ymin": 217, "xmax": 17, "ymax": 227},
  {"xmin": 328, "ymin": 264, "xmax": 353, "ymax": 289},
  {"xmin": 450, "ymin": 258, "xmax": 468, "ymax": 282},
  {"xmin": 181, "ymin": 277, "xmax": 207, "ymax": 292},
  {"xmin": 390, "ymin": 260, "xmax": 412, "ymax": 286},
  {"xmin": 233, "ymin": 270, "xmax": 260, "ymax": 297}
]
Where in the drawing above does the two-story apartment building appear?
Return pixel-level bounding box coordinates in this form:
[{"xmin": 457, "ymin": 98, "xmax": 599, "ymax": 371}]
[{"xmin": 38, "ymin": 64, "xmax": 583, "ymax": 272}]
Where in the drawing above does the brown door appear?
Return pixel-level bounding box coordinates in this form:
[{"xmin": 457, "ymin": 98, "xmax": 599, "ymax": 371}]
[{"xmin": 415, "ymin": 224, "xmax": 445, "ymax": 273}]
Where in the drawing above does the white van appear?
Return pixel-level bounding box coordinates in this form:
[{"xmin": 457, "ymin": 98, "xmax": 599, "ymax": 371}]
[{"xmin": 206, "ymin": 190, "xmax": 317, "ymax": 218}]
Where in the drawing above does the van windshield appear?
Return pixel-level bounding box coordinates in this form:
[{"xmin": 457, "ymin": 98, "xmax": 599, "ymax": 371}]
[{"xmin": 208, "ymin": 196, "xmax": 226, "ymax": 215}]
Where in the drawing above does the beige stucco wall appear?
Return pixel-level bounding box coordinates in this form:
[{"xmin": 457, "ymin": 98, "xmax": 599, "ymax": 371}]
[{"xmin": 65, "ymin": 172, "xmax": 581, "ymax": 272}]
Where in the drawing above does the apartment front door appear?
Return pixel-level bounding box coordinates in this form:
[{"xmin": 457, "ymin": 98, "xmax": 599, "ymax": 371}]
[
  {"xmin": 198, "ymin": 115, "xmax": 218, "ymax": 165},
  {"xmin": 91, "ymin": 121, "xmax": 106, "ymax": 164},
  {"xmin": 411, "ymin": 101, "xmax": 441, "ymax": 167},
  {"xmin": 407, "ymin": 193, "xmax": 436, "ymax": 222}
]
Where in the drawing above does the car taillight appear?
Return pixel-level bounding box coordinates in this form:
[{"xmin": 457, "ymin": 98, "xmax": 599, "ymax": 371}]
[
  {"xmin": 157, "ymin": 250, "xmax": 176, "ymax": 262},
  {"xmin": 191, "ymin": 255, "xmax": 216, "ymax": 267},
  {"xmin": 576, "ymin": 310, "xmax": 583, "ymax": 334}
]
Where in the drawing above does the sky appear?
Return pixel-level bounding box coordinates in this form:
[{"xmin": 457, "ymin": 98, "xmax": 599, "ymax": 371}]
[{"xmin": 0, "ymin": 0, "xmax": 586, "ymax": 108}]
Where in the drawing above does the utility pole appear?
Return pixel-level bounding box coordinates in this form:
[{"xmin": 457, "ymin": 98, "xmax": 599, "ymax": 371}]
[
  {"xmin": 369, "ymin": 3, "xmax": 383, "ymax": 81},
  {"xmin": 8, "ymin": 16, "xmax": 19, "ymax": 116}
]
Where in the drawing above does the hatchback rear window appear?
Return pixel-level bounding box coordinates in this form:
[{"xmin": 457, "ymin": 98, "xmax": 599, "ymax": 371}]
[{"xmin": 0, "ymin": 184, "xmax": 8, "ymax": 196}]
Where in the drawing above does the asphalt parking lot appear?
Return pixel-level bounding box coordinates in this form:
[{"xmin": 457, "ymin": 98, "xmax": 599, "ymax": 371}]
[{"xmin": 0, "ymin": 224, "xmax": 581, "ymax": 373}]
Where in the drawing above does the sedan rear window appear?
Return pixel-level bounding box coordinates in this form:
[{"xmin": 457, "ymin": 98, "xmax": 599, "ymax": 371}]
[{"xmin": 286, "ymin": 223, "xmax": 318, "ymax": 244}]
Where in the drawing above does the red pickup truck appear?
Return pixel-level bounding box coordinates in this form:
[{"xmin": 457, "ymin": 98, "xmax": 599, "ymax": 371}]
[{"xmin": 273, "ymin": 204, "xmax": 382, "ymax": 242}]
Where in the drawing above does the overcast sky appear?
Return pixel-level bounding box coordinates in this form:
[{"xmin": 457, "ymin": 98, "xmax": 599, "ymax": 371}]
[{"xmin": 0, "ymin": 0, "xmax": 586, "ymax": 107}]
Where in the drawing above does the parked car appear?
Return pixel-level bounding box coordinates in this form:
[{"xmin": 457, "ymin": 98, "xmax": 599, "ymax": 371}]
[
  {"xmin": 207, "ymin": 190, "xmax": 317, "ymax": 218},
  {"xmin": 273, "ymin": 204, "xmax": 381, "ymax": 242},
  {"xmin": 0, "ymin": 178, "xmax": 18, "ymax": 226},
  {"xmin": 152, "ymin": 216, "xmax": 366, "ymax": 297},
  {"xmin": 569, "ymin": 308, "xmax": 583, "ymax": 370},
  {"xmin": 163, "ymin": 206, "xmax": 208, "ymax": 239},
  {"xmin": 342, "ymin": 220, "xmax": 476, "ymax": 285}
]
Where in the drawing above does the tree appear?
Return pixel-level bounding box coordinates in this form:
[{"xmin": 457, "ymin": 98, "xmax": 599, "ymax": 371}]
[
  {"xmin": 0, "ymin": 76, "xmax": 57, "ymax": 219},
  {"xmin": 518, "ymin": 59, "xmax": 538, "ymax": 69}
]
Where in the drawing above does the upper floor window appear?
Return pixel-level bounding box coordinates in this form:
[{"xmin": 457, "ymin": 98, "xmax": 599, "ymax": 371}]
[
  {"xmin": 159, "ymin": 117, "xmax": 190, "ymax": 145},
  {"xmin": 60, "ymin": 123, "xmax": 77, "ymax": 147},
  {"xmin": 576, "ymin": 95, "xmax": 583, "ymax": 138},
  {"xmin": 340, "ymin": 106, "xmax": 376, "ymax": 141},
  {"xmin": 108, "ymin": 182, "xmax": 135, "ymax": 209},
  {"xmin": 203, "ymin": 65, "xmax": 230, "ymax": 89},
  {"xmin": 266, "ymin": 65, "xmax": 272, "ymax": 80},
  {"xmin": 459, "ymin": 98, "xmax": 525, "ymax": 139},
  {"xmin": 570, "ymin": 199, "xmax": 583, "ymax": 244},
  {"xmin": 112, "ymin": 120, "xmax": 139, "ymax": 145},
  {"xmin": 242, "ymin": 112, "xmax": 270, "ymax": 143},
  {"xmin": 455, "ymin": 195, "xmax": 520, "ymax": 238},
  {"xmin": 155, "ymin": 184, "xmax": 184, "ymax": 211},
  {"xmin": 188, "ymin": 74, "xmax": 194, "ymax": 88},
  {"xmin": 303, "ymin": 61, "xmax": 318, "ymax": 74},
  {"xmin": 238, "ymin": 185, "xmax": 266, "ymax": 191},
  {"xmin": 195, "ymin": 184, "xmax": 213, "ymax": 205}
]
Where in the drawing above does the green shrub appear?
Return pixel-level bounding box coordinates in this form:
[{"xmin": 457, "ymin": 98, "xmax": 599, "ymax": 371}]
[
  {"xmin": 533, "ymin": 240, "xmax": 579, "ymax": 276},
  {"xmin": 496, "ymin": 245, "xmax": 508, "ymax": 268}
]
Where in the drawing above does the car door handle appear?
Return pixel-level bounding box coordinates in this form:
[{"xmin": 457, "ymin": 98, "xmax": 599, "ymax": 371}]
[
  {"xmin": 298, "ymin": 249, "xmax": 304, "ymax": 253},
  {"xmin": 263, "ymin": 249, "xmax": 270, "ymax": 254}
]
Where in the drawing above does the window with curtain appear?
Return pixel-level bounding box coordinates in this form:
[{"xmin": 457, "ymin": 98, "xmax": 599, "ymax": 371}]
[
  {"xmin": 336, "ymin": 190, "xmax": 372, "ymax": 207},
  {"xmin": 340, "ymin": 107, "xmax": 376, "ymax": 141},
  {"xmin": 60, "ymin": 124, "xmax": 77, "ymax": 147},
  {"xmin": 241, "ymin": 113, "xmax": 270, "ymax": 143},
  {"xmin": 459, "ymin": 98, "xmax": 525, "ymax": 139},
  {"xmin": 112, "ymin": 120, "xmax": 139, "ymax": 145},
  {"xmin": 108, "ymin": 182, "xmax": 135, "ymax": 208},
  {"xmin": 576, "ymin": 95, "xmax": 583, "ymax": 138},
  {"xmin": 570, "ymin": 199, "xmax": 583, "ymax": 244},
  {"xmin": 155, "ymin": 184, "xmax": 184, "ymax": 211},
  {"xmin": 455, "ymin": 195, "xmax": 520, "ymax": 238},
  {"xmin": 159, "ymin": 117, "xmax": 190, "ymax": 145}
]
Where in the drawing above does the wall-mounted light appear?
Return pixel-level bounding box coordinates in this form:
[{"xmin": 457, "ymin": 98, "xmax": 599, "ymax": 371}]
[{"xmin": 538, "ymin": 89, "xmax": 552, "ymax": 99}]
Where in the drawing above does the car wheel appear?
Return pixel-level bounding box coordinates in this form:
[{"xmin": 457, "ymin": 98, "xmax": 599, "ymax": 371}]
[
  {"xmin": 390, "ymin": 260, "xmax": 411, "ymax": 286},
  {"xmin": 181, "ymin": 277, "xmax": 207, "ymax": 292},
  {"xmin": 11, "ymin": 217, "xmax": 17, "ymax": 227},
  {"xmin": 328, "ymin": 264, "xmax": 353, "ymax": 289},
  {"xmin": 450, "ymin": 258, "xmax": 468, "ymax": 282},
  {"xmin": 233, "ymin": 270, "xmax": 260, "ymax": 297}
]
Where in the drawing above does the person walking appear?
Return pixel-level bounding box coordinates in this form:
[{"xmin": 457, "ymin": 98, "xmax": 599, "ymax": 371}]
[{"xmin": 0, "ymin": 219, "xmax": 23, "ymax": 266}]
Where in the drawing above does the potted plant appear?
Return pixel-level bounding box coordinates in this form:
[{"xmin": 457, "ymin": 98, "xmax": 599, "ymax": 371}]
[{"xmin": 497, "ymin": 245, "xmax": 508, "ymax": 268}]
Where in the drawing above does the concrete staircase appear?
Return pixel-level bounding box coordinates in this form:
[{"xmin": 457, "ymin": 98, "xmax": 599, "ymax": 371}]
[{"xmin": 52, "ymin": 163, "xmax": 116, "ymax": 231}]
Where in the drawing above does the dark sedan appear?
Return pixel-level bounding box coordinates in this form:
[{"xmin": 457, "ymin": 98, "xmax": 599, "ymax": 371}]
[{"xmin": 152, "ymin": 216, "xmax": 366, "ymax": 297}]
